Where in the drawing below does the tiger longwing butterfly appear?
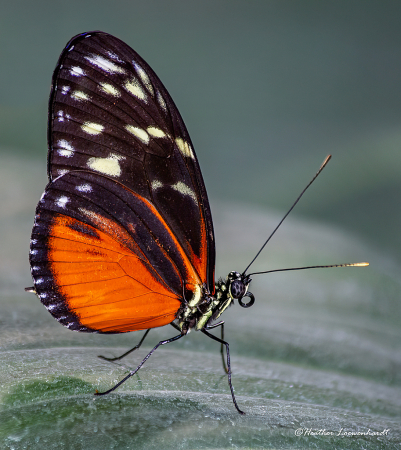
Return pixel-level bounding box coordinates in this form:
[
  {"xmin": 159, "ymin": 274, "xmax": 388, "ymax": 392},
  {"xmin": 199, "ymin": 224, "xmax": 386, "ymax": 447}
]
[{"xmin": 28, "ymin": 31, "xmax": 368, "ymax": 415}]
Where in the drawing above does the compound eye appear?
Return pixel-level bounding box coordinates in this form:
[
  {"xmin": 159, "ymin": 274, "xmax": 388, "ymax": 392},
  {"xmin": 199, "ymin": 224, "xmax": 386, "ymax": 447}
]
[{"xmin": 230, "ymin": 279, "xmax": 246, "ymax": 299}]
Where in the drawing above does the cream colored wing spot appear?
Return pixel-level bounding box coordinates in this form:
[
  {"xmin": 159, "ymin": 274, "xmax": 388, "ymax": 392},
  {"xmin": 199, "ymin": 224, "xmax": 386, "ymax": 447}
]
[
  {"xmin": 84, "ymin": 55, "xmax": 126, "ymax": 74},
  {"xmin": 99, "ymin": 82, "xmax": 121, "ymax": 97},
  {"xmin": 81, "ymin": 122, "xmax": 104, "ymax": 135},
  {"xmin": 87, "ymin": 153, "xmax": 126, "ymax": 177},
  {"xmin": 147, "ymin": 126, "xmax": 167, "ymax": 138},
  {"xmin": 175, "ymin": 138, "xmax": 195, "ymax": 159},
  {"xmin": 171, "ymin": 181, "xmax": 198, "ymax": 204},
  {"xmin": 134, "ymin": 62, "xmax": 154, "ymax": 95},
  {"xmin": 70, "ymin": 66, "xmax": 85, "ymax": 77},
  {"xmin": 125, "ymin": 125, "xmax": 150, "ymax": 144},
  {"xmin": 156, "ymin": 90, "xmax": 167, "ymax": 113},
  {"xmin": 71, "ymin": 90, "xmax": 89, "ymax": 101},
  {"xmin": 151, "ymin": 180, "xmax": 163, "ymax": 191},
  {"xmin": 124, "ymin": 78, "xmax": 147, "ymax": 102}
]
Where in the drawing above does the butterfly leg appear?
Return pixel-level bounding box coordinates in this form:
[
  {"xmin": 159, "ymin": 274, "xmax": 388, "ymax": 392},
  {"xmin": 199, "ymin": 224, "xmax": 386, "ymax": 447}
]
[
  {"xmin": 95, "ymin": 332, "xmax": 185, "ymax": 396},
  {"xmin": 201, "ymin": 328, "xmax": 244, "ymax": 415},
  {"xmin": 98, "ymin": 329, "xmax": 151, "ymax": 362},
  {"xmin": 205, "ymin": 321, "xmax": 228, "ymax": 374}
]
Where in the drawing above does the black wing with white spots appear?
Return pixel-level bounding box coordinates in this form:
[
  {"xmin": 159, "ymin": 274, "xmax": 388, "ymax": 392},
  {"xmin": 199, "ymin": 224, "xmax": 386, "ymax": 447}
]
[{"xmin": 47, "ymin": 31, "xmax": 215, "ymax": 291}]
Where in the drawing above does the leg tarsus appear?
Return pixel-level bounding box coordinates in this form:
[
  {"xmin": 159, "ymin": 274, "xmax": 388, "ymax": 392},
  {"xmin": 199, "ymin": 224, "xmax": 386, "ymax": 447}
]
[
  {"xmin": 201, "ymin": 328, "xmax": 244, "ymax": 415},
  {"xmin": 95, "ymin": 332, "xmax": 185, "ymax": 396}
]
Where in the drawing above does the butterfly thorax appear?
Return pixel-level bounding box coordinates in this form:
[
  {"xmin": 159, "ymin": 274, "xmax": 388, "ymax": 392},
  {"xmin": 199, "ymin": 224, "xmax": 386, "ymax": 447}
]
[{"xmin": 177, "ymin": 272, "xmax": 253, "ymax": 333}]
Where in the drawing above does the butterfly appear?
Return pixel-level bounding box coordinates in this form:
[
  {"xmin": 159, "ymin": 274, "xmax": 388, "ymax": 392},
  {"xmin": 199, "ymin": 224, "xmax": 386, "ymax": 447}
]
[{"xmin": 27, "ymin": 31, "xmax": 368, "ymax": 415}]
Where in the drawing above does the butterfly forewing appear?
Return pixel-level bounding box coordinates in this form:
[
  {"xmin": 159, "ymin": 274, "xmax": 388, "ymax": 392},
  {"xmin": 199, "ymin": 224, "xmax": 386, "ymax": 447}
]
[{"xmin": 47, "ymin": 31, "xmax": 215, "ymax": 292}]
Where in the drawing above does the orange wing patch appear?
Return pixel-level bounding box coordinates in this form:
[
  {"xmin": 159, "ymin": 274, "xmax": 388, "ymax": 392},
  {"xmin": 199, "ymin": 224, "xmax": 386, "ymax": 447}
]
[{"xmin": 47, "ymin": 214, "xmax": 181, "ymax": 332}]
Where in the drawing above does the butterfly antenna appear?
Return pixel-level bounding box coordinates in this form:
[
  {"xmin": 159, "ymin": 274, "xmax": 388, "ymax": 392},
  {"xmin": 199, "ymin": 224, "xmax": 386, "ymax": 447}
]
[
  {"xmin": 247, "ymin": 262, "xmax": 369, "ymax": 277},
  {"xmin": 242, "ymin": 155, "xmax": 332, "ymax": 275}
]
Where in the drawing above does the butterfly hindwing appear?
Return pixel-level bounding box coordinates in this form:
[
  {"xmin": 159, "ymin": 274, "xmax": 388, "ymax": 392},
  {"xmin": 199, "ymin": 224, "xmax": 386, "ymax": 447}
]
[
  {"xmin": 47, "ymin": 31, "xmax": 215, "ymax": 293},
  {"xmin": 30, "ymin": 171, "xmax": 209, "ymax": 333}
]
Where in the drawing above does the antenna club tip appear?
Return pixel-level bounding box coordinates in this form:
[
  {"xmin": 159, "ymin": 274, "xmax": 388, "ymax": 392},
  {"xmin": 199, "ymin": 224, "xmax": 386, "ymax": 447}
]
[
  {"xmin": 319, "ymin": 155, "xmax": 332, "ymax": 171},
  {"xmin": 351, "ymin": 262, "xmax": 369, "ymax": 267}
]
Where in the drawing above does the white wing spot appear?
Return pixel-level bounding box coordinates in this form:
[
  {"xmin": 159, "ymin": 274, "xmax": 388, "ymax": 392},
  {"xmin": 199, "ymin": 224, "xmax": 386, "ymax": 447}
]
[
  {"xmin": 58, "ymin": 149, "xmax": 74, "ymax": 158},
  {"xmin": 71, "ymin": 90, "xmax": 89, "ymax": 101},
  {"xmin": 81, "ymin": 122, "xmax": 104, "ymax": 135},
  {"xmin": 151, "ymin": 180, "xmax": 163, "ymax": 190},
  {"xmin": 76, "ymin": 183, "xmax": 93, "ymax": 193},
  {"xmin": 58, "ymin": 140, "xmax": 74, "ymax": 151},
  {"xmin": 57, "ymin": 140, "xmax": 74, "ymax": 158},
  {"xmin": 46, "ymin": 304, "xmax": 57, "ymax": 311},
  {"xmin": 134, "ymin": 62, "xmax": 154, "ymax": 95},
  {"xmin": 147, "ymin": 126, "xmax": 167, "ymax": 138},
  {"xmin": 35, "ymin": 278, "xmax": 44, "ymax": 285},
  {"xmin": 56, "ymin": 110, "xmax": 66, "ymax": 122},
  {"xmin": 87, "ymin": 153, "xmax": 125, "ymax": 177},
  {"xmin": 107, "ymin": 51, "xmax": 124, "ymax": 63},
  {"xmin": 157, "ymin": 90, "xmax": 167, "ymax": 113},
  {"xmin": 70, "ymin": 66, "xmax": 85, "ymax": 77},
  {"xmin": 61, "ymin": 86, "xmax": 70, "ymax": 95},
  {"xmin": 57, "ymin": 169, "xmax": 69, "ymax": 176},
  {"xmin": 84, "ymin": 55, "xmax": 126, "ymax": 74},
  {"xmin": 125, "ymin": 125, "xmax": 149, "ymax": 144},
  {"xmin": 30, "ymin": 249, "xmax": 38, "ymax": 255},
  {"xmin": 30, "ymin": 239, "xmax": 37, "ymax": 245},
  {"xmin": 39, "ymin": 292, "xmax": 48, "ymax": 299},
  {"xmin": 175, "ymin": 138, "xmax": 195, "ymax": 159},
  {"xmin": 172, "ymin": 181, "xmax": 198, "ymax": 204},
  {"xmin": 56, "ymin": 196, "xmax": 69, "ymax": 209},
  {"xmin": 124, "ymin": 78, "xmax": 147, "ymax": 101},
  {"xmin": 99, "ymin": 82, "xmax": 120, "ymax": 97}
]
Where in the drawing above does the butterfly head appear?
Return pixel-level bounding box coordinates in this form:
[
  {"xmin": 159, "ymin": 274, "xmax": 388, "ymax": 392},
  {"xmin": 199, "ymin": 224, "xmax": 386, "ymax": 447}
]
[
  {"xmin": 226, "ymin": 271, "xmax": 255, "ymax": 308},
  {"xmin": 200, "ymin": 271, "xmax": 254, "ymax": 328}
]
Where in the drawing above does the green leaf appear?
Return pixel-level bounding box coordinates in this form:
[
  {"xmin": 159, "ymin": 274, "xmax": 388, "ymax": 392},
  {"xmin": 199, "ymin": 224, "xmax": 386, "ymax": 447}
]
[{"xmin": 1, "ymin": 155, "xmax": 400, "ymax": 449}]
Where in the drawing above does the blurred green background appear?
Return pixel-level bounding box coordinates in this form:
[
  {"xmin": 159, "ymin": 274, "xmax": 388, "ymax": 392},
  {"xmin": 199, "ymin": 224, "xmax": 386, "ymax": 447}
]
[{"xmin": 1, "ymin": 1, "xmax": 400, "ymax": 449}]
